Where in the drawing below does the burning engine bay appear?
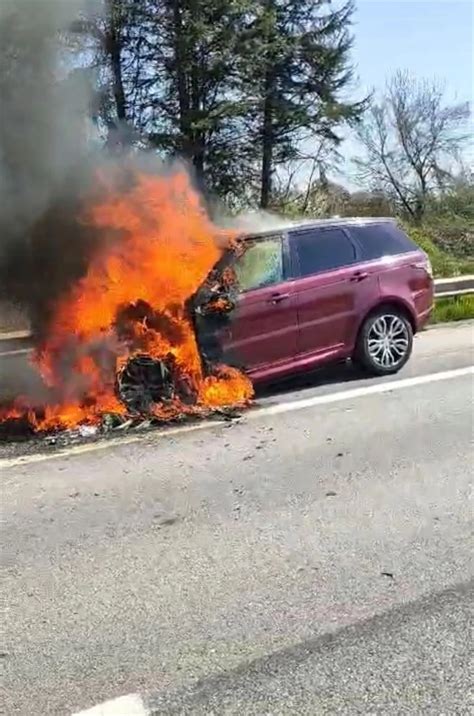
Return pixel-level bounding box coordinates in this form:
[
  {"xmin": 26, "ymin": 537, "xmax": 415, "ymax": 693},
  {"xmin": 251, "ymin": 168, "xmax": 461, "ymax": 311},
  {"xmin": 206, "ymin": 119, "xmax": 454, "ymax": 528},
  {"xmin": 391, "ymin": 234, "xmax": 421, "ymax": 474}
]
[{"xmin": 0, "ymin": 169, "xmax": 254, "ymax": 440}]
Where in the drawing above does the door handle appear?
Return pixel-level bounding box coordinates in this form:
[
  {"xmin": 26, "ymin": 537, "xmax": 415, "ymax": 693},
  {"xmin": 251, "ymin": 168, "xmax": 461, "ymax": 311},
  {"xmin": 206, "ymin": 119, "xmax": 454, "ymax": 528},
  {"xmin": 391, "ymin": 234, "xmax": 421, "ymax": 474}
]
[
  {"xmin": 268, "ymin": 292, "xmax": 290, "ymax": 304},
  {"xmin": 350, "ymin": 271, "xmax": 369, "ymax": 282}
]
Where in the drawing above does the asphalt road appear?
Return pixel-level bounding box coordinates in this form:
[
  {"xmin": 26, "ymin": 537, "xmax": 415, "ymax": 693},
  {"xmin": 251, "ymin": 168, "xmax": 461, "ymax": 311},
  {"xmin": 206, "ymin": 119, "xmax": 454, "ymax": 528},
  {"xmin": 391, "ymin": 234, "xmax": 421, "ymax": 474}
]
[
  {"xmin": 149, "ymin": 583, "xmax": 473, "ymax": 715},
  {"xmin": 1, "ymin": 322, "xmax": 473, "ymax": 714}
]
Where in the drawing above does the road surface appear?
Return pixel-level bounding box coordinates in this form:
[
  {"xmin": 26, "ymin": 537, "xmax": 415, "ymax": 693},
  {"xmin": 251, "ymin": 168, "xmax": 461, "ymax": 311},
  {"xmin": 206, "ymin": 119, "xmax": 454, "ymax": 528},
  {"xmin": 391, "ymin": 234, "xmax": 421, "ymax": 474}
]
[{"xmin": 1, "ymin": 321, "xmax": 473, "ymax": 714}]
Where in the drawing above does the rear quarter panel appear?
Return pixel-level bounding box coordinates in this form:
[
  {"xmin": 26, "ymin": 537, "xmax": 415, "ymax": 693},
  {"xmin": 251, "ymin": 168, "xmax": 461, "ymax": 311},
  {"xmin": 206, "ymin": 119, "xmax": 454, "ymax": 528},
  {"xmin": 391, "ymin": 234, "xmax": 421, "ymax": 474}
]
[{"xmin": 376, "ymin": 251, "xmax": 434, "ymax": 329}]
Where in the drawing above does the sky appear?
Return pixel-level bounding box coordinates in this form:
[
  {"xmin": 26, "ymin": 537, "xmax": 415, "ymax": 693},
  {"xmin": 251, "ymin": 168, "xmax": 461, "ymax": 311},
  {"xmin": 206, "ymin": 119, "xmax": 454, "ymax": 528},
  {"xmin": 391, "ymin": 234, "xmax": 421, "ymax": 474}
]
[
  {"xmin": 352, "ymin": 0, "xmax": 473, "ymax": 103},
  {"xmin": 334, "ymin": 0, "xmax": 473, "ymax": 186}
]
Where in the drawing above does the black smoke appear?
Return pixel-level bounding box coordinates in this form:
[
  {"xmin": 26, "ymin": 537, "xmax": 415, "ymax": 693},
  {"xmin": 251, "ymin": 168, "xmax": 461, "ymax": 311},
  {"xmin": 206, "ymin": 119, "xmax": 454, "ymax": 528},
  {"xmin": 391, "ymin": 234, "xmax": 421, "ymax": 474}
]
[{"xmin": 0, "ymin": 0, "xmax": 103, "ymax": 336}]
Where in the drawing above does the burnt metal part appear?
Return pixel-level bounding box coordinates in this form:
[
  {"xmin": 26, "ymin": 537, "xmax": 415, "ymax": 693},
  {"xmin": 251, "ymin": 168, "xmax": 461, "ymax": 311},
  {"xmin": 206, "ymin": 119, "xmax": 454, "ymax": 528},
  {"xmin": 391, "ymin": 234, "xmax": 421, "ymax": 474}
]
[
  {"xmin": 116, "ymin": 352, "xmax": 198, "ymax": 414},
  {"xmin": 0, "ymin": 416, "xmax": 35, "ymax": 442},
  {"xmin": 190, "ymin": 250, "xmax": 242, "ymax": 374},
  {"xmin": 116, "ymin": 354, "xmax": 175, "ymax": 414}
]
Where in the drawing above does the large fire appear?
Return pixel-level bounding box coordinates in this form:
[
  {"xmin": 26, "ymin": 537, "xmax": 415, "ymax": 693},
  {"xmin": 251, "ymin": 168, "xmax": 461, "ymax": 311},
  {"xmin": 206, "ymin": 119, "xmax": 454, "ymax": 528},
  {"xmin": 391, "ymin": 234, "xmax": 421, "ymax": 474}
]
[{"xmin": 1, "ymin": 168, "xmax": 253, "ymax": 433}]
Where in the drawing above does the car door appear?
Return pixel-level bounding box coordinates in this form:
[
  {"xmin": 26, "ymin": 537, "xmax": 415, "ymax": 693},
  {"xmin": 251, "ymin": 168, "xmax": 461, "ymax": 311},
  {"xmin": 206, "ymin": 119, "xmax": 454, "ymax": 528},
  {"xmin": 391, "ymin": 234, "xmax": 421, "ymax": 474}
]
[
  {"xmin": 225, "ymin": 234, "xmax": 299, "ymax": 372},
  {"xmin": 290, "ymin": 226, "xmax": 378, "ymax": 356}
]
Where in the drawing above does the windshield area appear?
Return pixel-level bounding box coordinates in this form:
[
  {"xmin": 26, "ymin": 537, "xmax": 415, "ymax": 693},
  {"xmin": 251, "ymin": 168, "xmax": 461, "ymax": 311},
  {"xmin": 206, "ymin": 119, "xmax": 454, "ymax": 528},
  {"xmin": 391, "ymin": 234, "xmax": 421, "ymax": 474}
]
[{"xmin": 234, "ymin": 237, "xmax": 284, "ymax": 292}]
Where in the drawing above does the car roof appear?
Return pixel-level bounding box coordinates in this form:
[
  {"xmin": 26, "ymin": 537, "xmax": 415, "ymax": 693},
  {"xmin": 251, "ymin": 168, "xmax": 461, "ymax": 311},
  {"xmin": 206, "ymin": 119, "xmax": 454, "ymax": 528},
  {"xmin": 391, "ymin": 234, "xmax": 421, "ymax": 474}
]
[{"xmin": 240, "ymin": 217, "xmax": 396, "ymax": 241}]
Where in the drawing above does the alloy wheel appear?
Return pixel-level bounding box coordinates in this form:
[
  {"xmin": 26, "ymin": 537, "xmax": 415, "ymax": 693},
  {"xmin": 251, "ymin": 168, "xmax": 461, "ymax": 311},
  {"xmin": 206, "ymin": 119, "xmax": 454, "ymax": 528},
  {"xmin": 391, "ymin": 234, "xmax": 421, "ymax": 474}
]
[{"xmin": 367, "ymin": 314, "xmax": 410, "ymax": 369}]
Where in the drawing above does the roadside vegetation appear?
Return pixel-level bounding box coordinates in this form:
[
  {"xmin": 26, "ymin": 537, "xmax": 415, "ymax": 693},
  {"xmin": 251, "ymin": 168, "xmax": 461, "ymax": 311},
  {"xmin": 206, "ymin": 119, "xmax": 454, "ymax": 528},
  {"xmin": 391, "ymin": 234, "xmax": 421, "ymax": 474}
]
[
  {"xmin": 406, "ymin": 181, "xmax": 474, "ymax": 277},
  {"xmin": 432, "ymin": 295, "xmax": 474, "ymax": 323},
  {"xmin": 407, "ymin": 226, "xmax": 473, "ymax": 278}
]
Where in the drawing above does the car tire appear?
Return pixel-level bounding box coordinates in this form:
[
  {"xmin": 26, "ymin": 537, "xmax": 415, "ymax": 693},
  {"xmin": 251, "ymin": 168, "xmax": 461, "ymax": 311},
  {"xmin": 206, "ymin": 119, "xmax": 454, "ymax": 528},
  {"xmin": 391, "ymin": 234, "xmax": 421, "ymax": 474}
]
[{"xmin": 355, "ymin": 308, "xmax": 413, "ymax": 376}]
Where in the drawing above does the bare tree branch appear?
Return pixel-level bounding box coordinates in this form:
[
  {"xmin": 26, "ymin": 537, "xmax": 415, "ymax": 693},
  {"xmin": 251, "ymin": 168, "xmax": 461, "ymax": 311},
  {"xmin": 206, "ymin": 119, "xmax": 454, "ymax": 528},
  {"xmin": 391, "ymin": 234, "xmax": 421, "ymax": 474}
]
[{"xmin": 354, "ymin": 71, "xmax": 470, "ymax": 221}]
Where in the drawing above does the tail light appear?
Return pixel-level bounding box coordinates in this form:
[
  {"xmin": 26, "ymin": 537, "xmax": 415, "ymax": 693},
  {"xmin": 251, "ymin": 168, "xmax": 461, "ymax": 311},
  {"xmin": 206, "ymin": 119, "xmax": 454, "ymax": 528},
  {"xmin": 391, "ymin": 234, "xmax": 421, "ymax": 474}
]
[
  {"xmin": 424, "ymin": 255, "xmax": 433, "ymax": 278},
  {"xmin": 412, "ymin": 254, "xmax": 433, "ymax": 278}
]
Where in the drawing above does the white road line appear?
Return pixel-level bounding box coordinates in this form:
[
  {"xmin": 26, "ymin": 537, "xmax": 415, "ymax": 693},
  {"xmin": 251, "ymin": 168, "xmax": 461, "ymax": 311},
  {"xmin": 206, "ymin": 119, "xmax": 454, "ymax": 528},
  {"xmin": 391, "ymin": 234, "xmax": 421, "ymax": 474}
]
[
  {"xmin": 0, "ymin": 420, "xmax": 227, "ymax": 470},
  {"xmin": 0, "ymin": 330, "xmax": 31, "ymax": 340},
  {"xmin": 1, "ymin": 365, "xmax": 472, "ymax": 469},
  {"xmin": 72, "ymin": 693, "xmax": 147, "ymax": 716},
  {"xmin": 252, "ymin": 365, "xmax": 474, "ymax": 418},
  {"xmin": 0, "ymin": 348, "xmax": 31, "ymax": 357}
]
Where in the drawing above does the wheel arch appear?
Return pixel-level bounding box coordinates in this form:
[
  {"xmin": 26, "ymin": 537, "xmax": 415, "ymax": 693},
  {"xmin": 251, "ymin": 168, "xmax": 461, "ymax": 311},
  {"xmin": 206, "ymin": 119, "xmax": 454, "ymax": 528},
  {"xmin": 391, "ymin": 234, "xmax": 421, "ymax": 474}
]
[{"xmin": 355, "ymin": 298, "xmax": 417, "ymax": 345}]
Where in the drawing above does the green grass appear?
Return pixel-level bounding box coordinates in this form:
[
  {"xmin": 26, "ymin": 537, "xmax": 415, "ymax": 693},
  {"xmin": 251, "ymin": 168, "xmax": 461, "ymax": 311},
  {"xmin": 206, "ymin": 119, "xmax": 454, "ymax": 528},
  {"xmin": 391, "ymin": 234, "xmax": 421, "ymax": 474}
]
[
  {"xmin": 406, "ymin": 226, "xmax": 474, "ymax": 277},
  {"xmin": 432, "ymin": 294, "xmax": 474, "ymax": 324}
]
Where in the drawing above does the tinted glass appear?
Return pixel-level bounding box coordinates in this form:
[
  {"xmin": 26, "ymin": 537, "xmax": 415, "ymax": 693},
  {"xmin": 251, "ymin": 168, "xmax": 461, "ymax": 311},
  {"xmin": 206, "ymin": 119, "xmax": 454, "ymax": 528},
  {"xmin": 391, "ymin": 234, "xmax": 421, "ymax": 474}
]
[
  {"xmin": 293, "ymin": 228, "xmax": 356, "ymax": 277},
  {"xmin": 349, "ymin": 223, "xmax": 417, "ymax": 260},
  {"xmin": 234, "ymin": 237, "xmax": 283, "ymax": 292}
]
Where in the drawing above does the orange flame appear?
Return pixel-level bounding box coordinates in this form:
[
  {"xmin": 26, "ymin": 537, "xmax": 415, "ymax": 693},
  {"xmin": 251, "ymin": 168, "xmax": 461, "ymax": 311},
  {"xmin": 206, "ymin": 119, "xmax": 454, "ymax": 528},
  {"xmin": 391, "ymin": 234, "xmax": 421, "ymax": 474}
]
[{"xmin": 1, "ymin": 168, "xmax": 253, "ymax": 432}]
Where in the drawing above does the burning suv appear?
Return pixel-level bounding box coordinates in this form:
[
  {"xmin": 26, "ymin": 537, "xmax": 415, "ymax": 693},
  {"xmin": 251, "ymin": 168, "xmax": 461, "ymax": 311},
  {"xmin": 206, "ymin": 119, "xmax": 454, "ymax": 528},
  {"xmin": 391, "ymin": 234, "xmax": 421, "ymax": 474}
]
[
  {"xmin": 194, "ymin": 217, "xmax": 434, "ymax": 383},
  {"xmin": 0, "ymin": 172, "xmax": 433, "ymax": 436}
]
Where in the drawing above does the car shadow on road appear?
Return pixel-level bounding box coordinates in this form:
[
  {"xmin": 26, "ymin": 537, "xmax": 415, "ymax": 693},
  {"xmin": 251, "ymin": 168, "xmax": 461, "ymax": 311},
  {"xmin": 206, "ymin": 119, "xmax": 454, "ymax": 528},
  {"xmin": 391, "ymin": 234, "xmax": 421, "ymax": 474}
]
[{"xmin": 255, "ymin": 360, "xmax": 372, "ymax": 400}]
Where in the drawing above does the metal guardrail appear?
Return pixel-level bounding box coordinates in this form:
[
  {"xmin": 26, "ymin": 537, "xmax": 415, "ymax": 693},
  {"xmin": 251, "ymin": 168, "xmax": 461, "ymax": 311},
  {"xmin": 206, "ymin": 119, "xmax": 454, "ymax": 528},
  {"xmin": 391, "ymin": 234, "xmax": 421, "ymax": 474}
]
[
  {"xmin": 434, "ymin": 275, "xmax": 474, "ymax": 299},
  {"xmin": 0, "ymin": 276, "xmax": 472, "ymax": 349}
]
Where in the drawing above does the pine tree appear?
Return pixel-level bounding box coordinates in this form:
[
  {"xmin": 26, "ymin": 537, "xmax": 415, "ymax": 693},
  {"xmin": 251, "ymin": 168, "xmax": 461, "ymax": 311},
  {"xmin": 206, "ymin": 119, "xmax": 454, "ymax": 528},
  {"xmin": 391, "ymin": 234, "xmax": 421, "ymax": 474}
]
[
  {"xmin": 73, "ymin": 0, "xmax": 365, "ymax": 208},
  {"xmin": 243, "ymin": 0, "xmax": 366, "ymax": 207},
  {"xmin": 130, "ymin": 0, "xmax": 255, "ymax": 200}
]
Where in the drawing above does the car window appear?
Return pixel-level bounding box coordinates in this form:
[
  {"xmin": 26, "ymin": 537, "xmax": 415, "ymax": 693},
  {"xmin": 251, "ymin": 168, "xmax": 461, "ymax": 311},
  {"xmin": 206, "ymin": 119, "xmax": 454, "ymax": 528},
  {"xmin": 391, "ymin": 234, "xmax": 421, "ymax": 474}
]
[
  {"xmin": 349, "ymin": 223, "xmax": 417, "ymax": 260},
  {"xmin": 293, "ymin": 228, "xmax": 356, "ymax": 277},
  {"xmin": 234, "ymin": 237, "xmax": 284, "ymax": 292}
]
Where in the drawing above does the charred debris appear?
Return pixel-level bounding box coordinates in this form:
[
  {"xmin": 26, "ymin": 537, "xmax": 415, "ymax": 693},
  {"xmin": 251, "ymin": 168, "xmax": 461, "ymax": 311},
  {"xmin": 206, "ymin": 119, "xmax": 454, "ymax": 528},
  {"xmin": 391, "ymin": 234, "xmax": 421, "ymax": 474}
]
[
  {"xmin": 0, "ymin": 243, "xmax": 247, "ymax": 444},
  {"xmin": 116, "ymin": 245, "xmax": 243, "ymax": 414}
]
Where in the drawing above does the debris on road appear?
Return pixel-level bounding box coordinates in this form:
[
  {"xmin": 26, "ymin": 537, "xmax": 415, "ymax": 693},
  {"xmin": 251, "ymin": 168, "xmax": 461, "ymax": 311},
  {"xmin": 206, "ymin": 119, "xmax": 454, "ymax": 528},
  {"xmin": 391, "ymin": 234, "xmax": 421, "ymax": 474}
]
[
  {"xmin": 78, "ymin": 425, "xmax": 98, "ymax": 438},
  {"xmin": 0, "ymin": 169, "xmax": 253, "ymax": 443}
]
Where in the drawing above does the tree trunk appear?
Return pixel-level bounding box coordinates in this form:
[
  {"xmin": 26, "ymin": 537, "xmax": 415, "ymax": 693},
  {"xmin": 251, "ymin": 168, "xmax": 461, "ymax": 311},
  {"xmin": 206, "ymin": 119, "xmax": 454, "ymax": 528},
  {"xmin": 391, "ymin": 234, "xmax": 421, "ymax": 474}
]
[
  {"xmin": 414, "ymin": 174, "xmax": 428, "ymax": 223},
  {"xmin": 190, "ymin": 44, "xmax": 205, "ymax": 180},
  {"xmin": 106, "ymin": 0, "xmax": 127, "ymax": 121},
  {"xmin": 172, "ymin": 0, "xmax": 191, "ymax": 151},
  {"xmin": 260, "ymin": 0, "xmax": 277, "ymax": 209},
  {"xmin": 260, "ymin": 68, "xmax": 275, "ymax": 208},
  {"xmin": 192, "ymin": 139, "xmax": 205, "ymax": 177}
]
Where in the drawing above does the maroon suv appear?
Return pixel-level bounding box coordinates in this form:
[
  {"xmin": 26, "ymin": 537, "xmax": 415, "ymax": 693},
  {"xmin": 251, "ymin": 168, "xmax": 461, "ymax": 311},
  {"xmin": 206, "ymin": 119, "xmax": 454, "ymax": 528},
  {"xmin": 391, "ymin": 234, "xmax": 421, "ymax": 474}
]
[{"xmin": 217, "ymin": 218, "xmax": 433, "ymax": 382}]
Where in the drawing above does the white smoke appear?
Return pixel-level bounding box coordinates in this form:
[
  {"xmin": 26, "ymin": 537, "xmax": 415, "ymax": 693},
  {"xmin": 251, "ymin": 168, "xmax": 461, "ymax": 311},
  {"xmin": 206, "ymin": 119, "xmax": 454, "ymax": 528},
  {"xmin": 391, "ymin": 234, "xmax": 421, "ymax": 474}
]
[{"xmin": 221, "ymin": 209, "xmax": 315, "ymax": 236}]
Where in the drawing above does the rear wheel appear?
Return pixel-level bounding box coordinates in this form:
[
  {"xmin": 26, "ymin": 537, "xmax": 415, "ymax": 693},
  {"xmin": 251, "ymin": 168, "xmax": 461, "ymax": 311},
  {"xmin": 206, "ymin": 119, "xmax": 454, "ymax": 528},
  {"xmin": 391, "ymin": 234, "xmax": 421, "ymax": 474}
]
[{"xmin": 355, "ymin": 308, "xmax": 413, "ymax": 376}]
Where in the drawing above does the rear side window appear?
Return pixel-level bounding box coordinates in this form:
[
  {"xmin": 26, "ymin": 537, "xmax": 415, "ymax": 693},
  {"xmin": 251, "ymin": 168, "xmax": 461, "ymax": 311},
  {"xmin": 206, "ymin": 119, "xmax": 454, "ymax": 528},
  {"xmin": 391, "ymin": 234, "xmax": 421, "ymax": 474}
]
[
  {"xmin": 349, "ymin": 223, "xmax": 417, "ymax": 260},
  {"xmin": 292, "ymin": 228, "xmax": 356, "ymax": 277},
  {"xmin": 234, "ymin": 237, "xmax": 283, "ymax": 292}
]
